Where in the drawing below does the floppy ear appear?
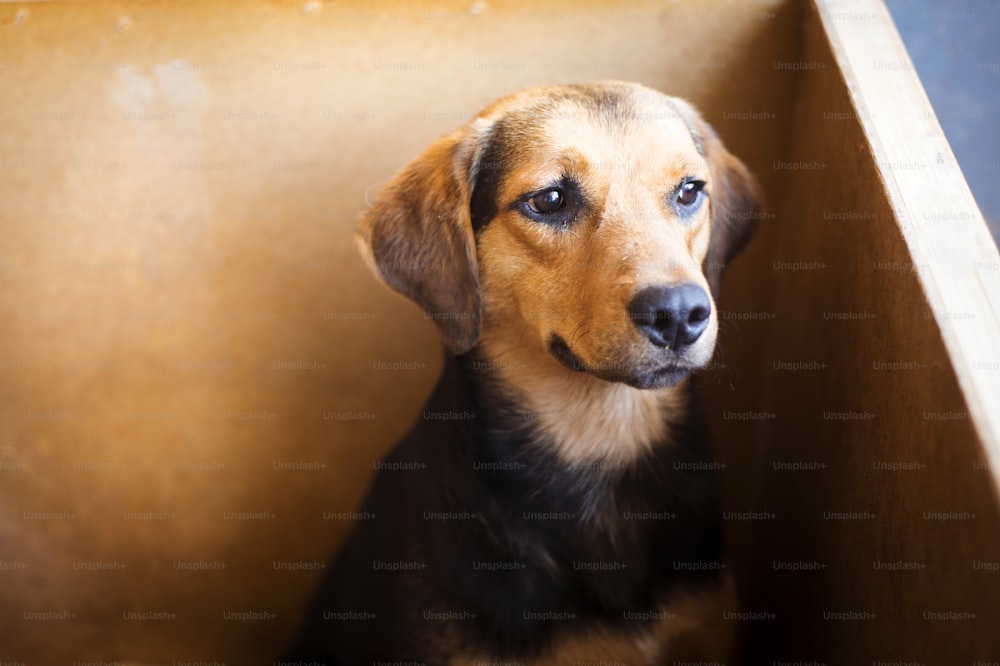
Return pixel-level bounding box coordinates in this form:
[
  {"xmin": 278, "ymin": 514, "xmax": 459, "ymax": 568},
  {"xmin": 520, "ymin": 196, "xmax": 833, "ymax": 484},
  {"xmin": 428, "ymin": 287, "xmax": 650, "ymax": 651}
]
[
  {"xmin": 671, "ymin": 100, "xmax": 764, "ymax": 301},
  {"xmin": 356, "ymin": 123, "xmax": 488, "ymax": 354}
]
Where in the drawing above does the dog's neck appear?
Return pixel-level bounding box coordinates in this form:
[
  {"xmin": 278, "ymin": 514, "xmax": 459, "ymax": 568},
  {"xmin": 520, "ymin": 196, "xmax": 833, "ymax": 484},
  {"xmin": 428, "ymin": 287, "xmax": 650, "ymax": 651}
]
[{"xmin": 469, "ymin": 332, "xmax": 688, "ymax": 472}]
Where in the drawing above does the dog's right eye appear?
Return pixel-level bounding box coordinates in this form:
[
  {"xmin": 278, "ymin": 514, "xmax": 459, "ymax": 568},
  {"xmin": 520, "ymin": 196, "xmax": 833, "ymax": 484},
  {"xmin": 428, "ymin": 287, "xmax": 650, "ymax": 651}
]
[
  {"xmin": 519, "ymin": 181, "xmax": 583, "ymax": 227},
  {"xmin": 526, "ymin": 188, "xmax": 565, "ymax": 215}
]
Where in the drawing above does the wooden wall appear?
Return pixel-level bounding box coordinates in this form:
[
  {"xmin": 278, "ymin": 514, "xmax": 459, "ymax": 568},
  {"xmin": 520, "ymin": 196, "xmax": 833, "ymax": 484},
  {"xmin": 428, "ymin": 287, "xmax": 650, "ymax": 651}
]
[
  {"xmin": 704, "ymin": 1, "xmax": 1000, "ymax": 663},
  {"xmin": 0, "ymin": 1, "xmax": 797, "ymax": 661}
]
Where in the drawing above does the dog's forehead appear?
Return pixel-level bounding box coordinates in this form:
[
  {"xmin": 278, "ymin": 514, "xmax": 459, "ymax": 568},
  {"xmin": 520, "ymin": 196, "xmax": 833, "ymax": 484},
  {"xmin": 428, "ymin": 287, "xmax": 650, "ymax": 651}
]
[
  {"xmin": 484, "ymin": 85, "xmax": 705, "ymax": 174},
  {"xmin": 467, "ymin": 84, "xmax": 711, "ymax": 230}
]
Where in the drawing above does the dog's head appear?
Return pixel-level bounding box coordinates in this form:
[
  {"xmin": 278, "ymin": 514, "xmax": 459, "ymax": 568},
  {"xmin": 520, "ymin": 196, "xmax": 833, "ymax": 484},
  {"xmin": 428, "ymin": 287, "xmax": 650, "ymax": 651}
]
[{"xmin": 358, "ymin": 81, "xmax": 761, "ymax": 389}]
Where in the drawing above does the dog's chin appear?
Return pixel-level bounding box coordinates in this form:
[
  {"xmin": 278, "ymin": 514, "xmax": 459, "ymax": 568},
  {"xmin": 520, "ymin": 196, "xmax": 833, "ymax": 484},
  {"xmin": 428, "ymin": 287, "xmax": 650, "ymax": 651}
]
[
  {"xmin": 621, "ymin": 366, "xmax": 694, "ymax": 390},
  {"xmin": 547, "ymin": 335, "xmax": 698, "ymax": 390}
]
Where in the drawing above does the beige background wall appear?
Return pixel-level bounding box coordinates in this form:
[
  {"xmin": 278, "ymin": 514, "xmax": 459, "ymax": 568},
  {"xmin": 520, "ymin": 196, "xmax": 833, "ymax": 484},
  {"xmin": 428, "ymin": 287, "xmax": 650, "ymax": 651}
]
[{"xmin": 0, "ymin": 1, "xmax": 798, "ymax": 662}]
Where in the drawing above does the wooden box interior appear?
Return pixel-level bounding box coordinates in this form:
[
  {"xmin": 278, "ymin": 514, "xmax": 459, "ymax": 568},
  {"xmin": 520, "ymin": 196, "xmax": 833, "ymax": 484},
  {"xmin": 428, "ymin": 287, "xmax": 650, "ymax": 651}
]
[{"xmin": 1, "ymin": 0, "xmax": 997, "ymax": 662}]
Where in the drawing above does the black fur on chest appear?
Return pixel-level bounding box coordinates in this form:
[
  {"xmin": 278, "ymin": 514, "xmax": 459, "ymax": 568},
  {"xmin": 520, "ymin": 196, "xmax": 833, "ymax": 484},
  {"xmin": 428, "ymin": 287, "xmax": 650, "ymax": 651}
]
[{"xmin": 286, "ymin": 352, "xmax": 726, "ymax": 663}]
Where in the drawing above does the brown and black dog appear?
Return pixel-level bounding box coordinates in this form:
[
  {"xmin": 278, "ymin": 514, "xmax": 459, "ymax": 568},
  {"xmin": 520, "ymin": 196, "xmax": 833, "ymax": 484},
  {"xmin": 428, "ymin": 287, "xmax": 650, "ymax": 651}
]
[{"xmin": 285, "ymin": 81, "xmax": 761, "ymax": 664}]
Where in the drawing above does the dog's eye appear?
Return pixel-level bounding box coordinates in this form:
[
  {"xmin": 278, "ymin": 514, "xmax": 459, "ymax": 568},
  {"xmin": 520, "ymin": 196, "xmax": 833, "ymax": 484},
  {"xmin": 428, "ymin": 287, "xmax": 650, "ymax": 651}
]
[
  {"xmin": 519, "ymin": 180, "xmax": 583, "ymax": 227},
  {"xmin": 674, "ymin": 180, "xmax": 706, "ymax": 208},
  {"xmin": 527, "ymin": 188, "xmax": 565, "ymax": 215}
]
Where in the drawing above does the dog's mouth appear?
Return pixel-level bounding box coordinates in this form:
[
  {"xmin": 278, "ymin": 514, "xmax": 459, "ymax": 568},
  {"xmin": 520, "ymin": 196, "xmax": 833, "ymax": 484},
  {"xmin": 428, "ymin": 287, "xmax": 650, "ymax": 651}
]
[{"xmin": 547, "ymin": 334, "xmax": 695, "ymax": 389}]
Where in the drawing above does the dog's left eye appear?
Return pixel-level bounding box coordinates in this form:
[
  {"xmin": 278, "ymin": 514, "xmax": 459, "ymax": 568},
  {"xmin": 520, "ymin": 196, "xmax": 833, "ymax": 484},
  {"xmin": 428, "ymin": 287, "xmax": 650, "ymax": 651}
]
[
  {"xmin": 526, "ymin": 188, "xmax": 565, "ymax": 215},
  {"xmin": 674, "ymin": 180, "xmax": 706, "ymax": 209}
]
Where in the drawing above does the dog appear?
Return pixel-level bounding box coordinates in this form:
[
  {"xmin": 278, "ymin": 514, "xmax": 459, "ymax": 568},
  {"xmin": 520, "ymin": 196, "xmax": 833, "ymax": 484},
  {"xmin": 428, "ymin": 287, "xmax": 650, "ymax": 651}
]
[{"xmin": 284, "ymin": 81, "xmax": 762, "ymax": 664}]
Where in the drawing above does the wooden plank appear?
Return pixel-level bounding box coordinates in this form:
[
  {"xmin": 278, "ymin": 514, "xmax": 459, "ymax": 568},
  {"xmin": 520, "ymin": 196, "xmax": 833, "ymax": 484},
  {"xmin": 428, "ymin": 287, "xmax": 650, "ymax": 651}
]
[
  {"xmin": 816, "ymin": 0, "xmax": 1000, "ymax": 494},
  {"xmin": 704, "ymin": 1, "xmax": 1000, "ymax": 663}
]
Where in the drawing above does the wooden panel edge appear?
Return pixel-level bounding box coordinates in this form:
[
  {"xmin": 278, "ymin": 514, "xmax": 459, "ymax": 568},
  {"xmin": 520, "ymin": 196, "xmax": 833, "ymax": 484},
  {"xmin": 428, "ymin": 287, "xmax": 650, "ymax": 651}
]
[{"xmin": 812, "ymin": 0, "xmax": 1000, "ymax": 497}]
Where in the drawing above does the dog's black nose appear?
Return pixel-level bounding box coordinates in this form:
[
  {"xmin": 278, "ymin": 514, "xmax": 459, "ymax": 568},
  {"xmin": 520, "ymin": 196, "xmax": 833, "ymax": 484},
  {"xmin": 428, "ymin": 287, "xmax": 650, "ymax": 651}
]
[{"xmin": 628, "ymin": 284, "xmax": 711, "ymax": 349}]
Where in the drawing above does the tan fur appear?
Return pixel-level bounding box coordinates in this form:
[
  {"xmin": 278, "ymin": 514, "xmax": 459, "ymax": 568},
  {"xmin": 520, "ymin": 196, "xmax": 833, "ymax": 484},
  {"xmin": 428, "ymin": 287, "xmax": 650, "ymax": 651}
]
[
  {"xmin": 478, "ymin": 326, "xmax": 686, "ymax": 471},
  {"xmin": 471, "ymin": 87, "xmax": 718, "ymax": 467},
  {"xmin": 356, "ymin": 124, "xmax": 489, "ymax": 353}
]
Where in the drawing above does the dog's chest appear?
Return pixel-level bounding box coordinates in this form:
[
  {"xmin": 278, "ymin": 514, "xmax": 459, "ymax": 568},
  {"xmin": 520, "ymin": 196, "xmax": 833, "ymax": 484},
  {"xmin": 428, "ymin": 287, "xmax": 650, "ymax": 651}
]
[{"xmin": 408, "ymin": 355, "xmax": 729, "ymax": 663}]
